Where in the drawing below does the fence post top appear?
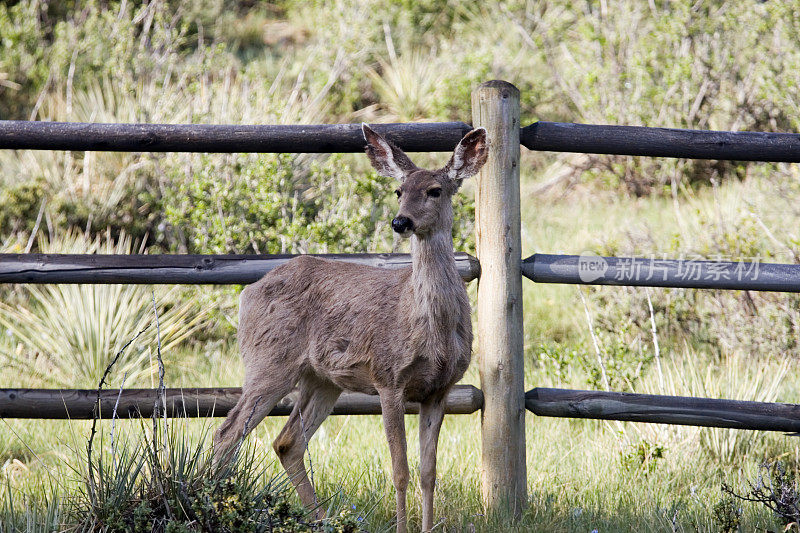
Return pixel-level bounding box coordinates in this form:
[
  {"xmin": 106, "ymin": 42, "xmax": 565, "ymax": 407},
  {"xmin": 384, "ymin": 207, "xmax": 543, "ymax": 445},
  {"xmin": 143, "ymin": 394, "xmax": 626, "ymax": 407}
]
[{"xmin": 474, "ymin": 80, "xmax": 520, "ymax": 96}]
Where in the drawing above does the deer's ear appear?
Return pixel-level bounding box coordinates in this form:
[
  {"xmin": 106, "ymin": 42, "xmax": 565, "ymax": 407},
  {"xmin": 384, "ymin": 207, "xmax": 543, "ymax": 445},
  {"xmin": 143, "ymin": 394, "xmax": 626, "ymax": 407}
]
[
  {"xmin": 362, "ymin": 124, "xmax": 418, "ymax": 181},
  {"xmin": 444, "ymin": 128, "xmax": 488, "ymax": 184}
]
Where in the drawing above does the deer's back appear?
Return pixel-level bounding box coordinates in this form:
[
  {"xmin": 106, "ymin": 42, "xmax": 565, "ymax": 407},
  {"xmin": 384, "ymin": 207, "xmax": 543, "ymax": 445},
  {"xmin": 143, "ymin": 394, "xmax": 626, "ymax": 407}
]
[{"xmin": 238, "ymin": 256, "xmax": 413, "ymax": 392}]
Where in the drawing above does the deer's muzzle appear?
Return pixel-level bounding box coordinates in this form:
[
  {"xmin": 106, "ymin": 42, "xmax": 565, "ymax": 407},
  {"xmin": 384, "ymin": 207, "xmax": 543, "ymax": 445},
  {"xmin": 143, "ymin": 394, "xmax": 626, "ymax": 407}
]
[{"xmin": 392, "ymin": 216, "xmax": 414, "ymax": 234}]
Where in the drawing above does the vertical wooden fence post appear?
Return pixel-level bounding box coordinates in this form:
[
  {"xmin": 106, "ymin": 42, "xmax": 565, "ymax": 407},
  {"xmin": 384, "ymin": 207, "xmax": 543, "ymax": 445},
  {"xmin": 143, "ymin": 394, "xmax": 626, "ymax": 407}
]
[{"xmin": 471, "ymin": 80, "xmax": 527, "ymax": 517}]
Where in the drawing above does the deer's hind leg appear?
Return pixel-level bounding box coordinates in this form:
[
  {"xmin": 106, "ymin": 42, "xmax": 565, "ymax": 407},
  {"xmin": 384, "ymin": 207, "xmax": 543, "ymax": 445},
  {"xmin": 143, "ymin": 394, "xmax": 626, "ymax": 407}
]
[
  {"xmin": 213, "ymin": 383, "xmax": 295, "ymax": 466},
  {"xmin": 213, "ymin": 355, "xmax": 301, "ymax": 467},
  {"xmin": 273, "ymin": 373, "xmax": 341, "ymax": 519}
]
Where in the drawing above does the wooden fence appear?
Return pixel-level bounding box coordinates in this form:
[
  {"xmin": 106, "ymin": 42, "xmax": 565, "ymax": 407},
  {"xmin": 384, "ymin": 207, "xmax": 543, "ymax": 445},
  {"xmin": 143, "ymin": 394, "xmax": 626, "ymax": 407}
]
[{"xmin": 3, "ymin": 79, "xmax": 800, "ymax": 517}]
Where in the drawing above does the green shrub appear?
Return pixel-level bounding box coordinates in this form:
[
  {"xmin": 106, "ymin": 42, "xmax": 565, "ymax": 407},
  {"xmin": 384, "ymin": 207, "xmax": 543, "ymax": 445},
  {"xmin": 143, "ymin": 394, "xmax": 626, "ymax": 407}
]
[
  {"xmin": 713, "ymin": 494, "xmax": 743, "ymax": 533},
  {"xmin": 0, "ymin": 1, "xmax": 49, "ymax": 119},
  {"xmin": 160, "ymin": 152, "xmax": 474, "ymax": 255},
  {"xmin": 620, "ymin": 440, "xmax": 666, "ymax": 477},
  {"xmin": 0, "ymin": 180, "xmax": 46, "ymax": 236}
]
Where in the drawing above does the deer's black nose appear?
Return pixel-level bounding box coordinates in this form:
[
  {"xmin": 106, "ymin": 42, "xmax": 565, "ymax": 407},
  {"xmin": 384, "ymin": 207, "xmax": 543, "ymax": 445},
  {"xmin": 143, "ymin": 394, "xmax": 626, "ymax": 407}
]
[{"xmin": 392, "ymin": 216, "xmax": 414, "ymax": 233}]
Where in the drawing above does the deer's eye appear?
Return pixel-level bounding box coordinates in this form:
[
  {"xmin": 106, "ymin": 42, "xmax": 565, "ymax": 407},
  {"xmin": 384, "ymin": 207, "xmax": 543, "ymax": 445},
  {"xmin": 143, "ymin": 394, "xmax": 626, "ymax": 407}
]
[
  {"xmin": 394, "ymin": 189, "xmax": 402, "ymax": 198},
  {"xmin": 427, "ymin": 187, "xmax": 442, "ymax": 198}
]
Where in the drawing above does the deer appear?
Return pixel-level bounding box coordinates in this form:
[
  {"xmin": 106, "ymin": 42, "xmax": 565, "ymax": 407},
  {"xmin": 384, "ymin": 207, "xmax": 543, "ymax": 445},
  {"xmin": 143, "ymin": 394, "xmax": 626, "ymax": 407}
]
[{"xmin": 213, "ymin": 123, "xmax": 488, "ymax": 533}]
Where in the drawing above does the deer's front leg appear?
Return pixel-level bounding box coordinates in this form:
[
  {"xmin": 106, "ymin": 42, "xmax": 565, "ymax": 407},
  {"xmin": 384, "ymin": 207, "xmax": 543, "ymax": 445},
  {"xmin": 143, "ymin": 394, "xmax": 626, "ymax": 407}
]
[
  {"xmin": 379, "ymin": 388, "xmax": 409, "ymax": 533},
  {"xmin": 419, "ymin": 394, "xmax": 445, "ymax": 532}
]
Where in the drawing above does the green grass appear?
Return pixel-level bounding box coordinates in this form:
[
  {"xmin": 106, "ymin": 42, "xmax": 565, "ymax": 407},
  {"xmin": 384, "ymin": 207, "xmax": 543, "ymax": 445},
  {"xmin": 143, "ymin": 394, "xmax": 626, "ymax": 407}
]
[{"xmin": 0, "ymin": 361, "xmax": 795, "ymax": 531}]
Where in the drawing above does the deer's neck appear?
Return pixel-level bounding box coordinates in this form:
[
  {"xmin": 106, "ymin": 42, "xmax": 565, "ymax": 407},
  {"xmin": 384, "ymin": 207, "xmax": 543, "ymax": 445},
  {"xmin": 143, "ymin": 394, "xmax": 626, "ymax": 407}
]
[{"xmin": 409, "ymin": 229, "xmax": 465, "ymax": 328}]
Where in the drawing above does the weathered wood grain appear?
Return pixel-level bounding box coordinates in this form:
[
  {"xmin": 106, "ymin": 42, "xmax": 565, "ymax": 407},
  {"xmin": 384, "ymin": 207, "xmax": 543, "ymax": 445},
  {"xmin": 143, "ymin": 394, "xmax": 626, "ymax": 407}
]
[
  {"xmin": 0, "ymin": 385, "xmax": 483, "ymax": 419},
  {"xmin": 5, "ymin": 120, "xmax": 800, "ymax": 161},
  {"xmin": 526, "ymin": 388, "xmax": 800, "ymax": 432},
  {"xmin": 521, "ymin": 121, "xmax": 800, "ymax": 162},
  {"xmin": 0, "ymin": 121, "xmax": 472, "ymax": 153},
  {"xmin": 472, "ymin": 80, "xmax": 527, "ymax": 517},
  {"xmin": 0, "ymin": 253, "xmax": 481, "ymax": 284}
]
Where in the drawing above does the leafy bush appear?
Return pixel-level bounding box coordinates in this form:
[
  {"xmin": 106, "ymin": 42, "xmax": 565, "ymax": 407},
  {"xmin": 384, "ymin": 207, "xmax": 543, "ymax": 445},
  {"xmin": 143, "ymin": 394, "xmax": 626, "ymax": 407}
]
[
  {"xmin": 619, "ymin": 440, "xmax": 666, "ymax": 477},
  {"xmin": 534, "ymin": 337, "xmax": 651, "ymax": 393},
  {"xmin": 0, "ymin": 1, "xmax": 49, "ymax": 119},
  {"xmin": 0, "ymin": 180, "xmax": 46, "ymax": 237},
  {"xmin": 492, "ymin": 1, "xmax": 800, "ymax": 194},
  {"xmin": 160, "ymin": 153, "xmax": 395, "ymax": 254},
  {"xmin": 159, "ymin": 152, "xmax": 475, "ymax": 255},
  {"xmin": 713, "ymin": 494, "xmax": 742, "ymax": 533}
]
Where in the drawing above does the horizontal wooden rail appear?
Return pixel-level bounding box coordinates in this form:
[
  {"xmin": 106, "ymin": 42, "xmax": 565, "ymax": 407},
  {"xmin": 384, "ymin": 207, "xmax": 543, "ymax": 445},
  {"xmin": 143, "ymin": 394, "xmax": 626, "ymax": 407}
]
[
  {"xmin": 521, "ymin": 121, "xmax": 800, "ymax": 162},
  {"xmin": 0, "ymin": 121, "xmax": 472, "ymax": 153},
  {"xmin": 522, "ymin": 253, "xmax": 800, "ymax": 292},
  {"xmin": 526, "ymin": 388, "xmax": 800, "ymax": 432},
  {"xmin": 0, "ymin": 252, "xmax": 481, "ymax": 284},
  {"xmin": 5, "ymin": 120, "xmax": 800, "ymax": 161},
  {"xmin": 0, "ymin": 385, "xmax": 483, "ymax": 419}
]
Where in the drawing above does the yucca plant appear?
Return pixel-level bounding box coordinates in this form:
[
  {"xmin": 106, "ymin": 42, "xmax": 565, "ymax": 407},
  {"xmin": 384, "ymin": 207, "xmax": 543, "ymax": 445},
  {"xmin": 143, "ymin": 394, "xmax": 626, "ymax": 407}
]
[
  {"xmin": 0, "ymin": 230, "xmax": 209, "ymax": 387},
  {"xmin": 0, "ymin": 479, "xmax": 63, "ymax": 533},
  {"xmin": 366, "ymin": 30, "xmax": 441, "ymax": 122},
  {"xmin": 76, "ymin": 418, "xmax": 362, "ymax": 532}
]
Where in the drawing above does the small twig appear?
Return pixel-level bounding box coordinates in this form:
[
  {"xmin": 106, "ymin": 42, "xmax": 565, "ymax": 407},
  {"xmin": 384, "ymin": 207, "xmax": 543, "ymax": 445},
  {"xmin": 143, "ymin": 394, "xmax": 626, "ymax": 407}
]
[
  {"xmin": 148, "ymin": 290, "xmax": 172, "ymax": 517},
  {"xmin": 578, "ymin": 287, "xmax": 610, "ymax": 391},
  {"xmin": 644, "ymin": 288, "xmax": 665, "ymax": 393},
  {"xmin": 65, "ymin": 47, "xmax": 79, "ymax": 118},
  {"xmin": 151, "ymin": 291, "xmax": 167, "ymax": 428},
  {"xmin": 110, "ymin": 0, "xmax": 129, "ymax": 38},
  {"xmin": 44, "ymin": 210, "xmax": 54, "ymax": 242},
  {"xmin": 28, "ymin": 69, "xmax": 53, "ymax": 121},
  {"xmin": 110, "ymin": 371, "xmax": 128, "ymax": 471},
  {"xmin": 24, "ymin": 199, "xmax": 46, "ymax": 253},
  {"xmin": 86, "ymin": 325, "xmax": 150, "ymax": 487},
  {"xmin": 242, "ymin": 397, "xmax": 262, "ymax": 439}
]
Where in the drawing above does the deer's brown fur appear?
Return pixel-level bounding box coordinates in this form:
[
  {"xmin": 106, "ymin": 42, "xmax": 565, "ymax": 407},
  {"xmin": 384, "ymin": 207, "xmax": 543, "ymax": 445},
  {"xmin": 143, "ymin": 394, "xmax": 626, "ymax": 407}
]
[{"xmin": 213, "ymin": 124, "xmax": 488, "ymax": 533}]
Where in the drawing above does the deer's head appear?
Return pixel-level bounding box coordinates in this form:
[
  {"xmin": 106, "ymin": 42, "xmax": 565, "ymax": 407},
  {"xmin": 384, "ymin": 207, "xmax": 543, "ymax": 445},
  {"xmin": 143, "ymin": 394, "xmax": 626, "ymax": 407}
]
[{"xmin": 363, "ymin": 124, "xmax": 488, "ymax": 239}]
